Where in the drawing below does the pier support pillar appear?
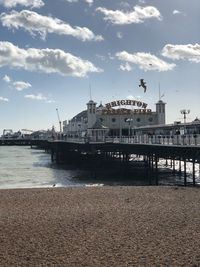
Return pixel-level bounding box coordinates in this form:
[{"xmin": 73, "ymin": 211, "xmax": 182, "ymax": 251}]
[
  {"xmin": 165, "ymin": 159, "xmax": 168, "ymax": 166},
  {"xmin": 155, "ymin": 156, "xmax": 158, "ymax": 186},
  {"xmin": 192, "ymin": 159, "xmax": 196, "ymax": 186},
  {"xmin": 179, "ymin": 159, "xmax": 182, "ymax": 174},
  {"xmin": 184, "ymin": 159, "xmax": 187, "ymax": 186},
  {"xmin": 51, "ymin": 149, "xmax": 54, "ymax": 162},
  {"xmin": 147, "ymin": 155, "xmax": 152, "ymax": 185},
  {"xmin": 172, "ymin": 159, "xmax": 175, "ymax": 175}
]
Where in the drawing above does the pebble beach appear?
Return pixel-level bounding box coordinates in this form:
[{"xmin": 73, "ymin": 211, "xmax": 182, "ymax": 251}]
[{"xmin": 1, "ymin": 186, "xmax": 200, "ymax": 267}]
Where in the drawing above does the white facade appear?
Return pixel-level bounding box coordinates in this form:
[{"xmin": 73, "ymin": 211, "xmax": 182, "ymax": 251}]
[{"xmin": 63, "ymin": 99, "xmax": 166, "ymax": 137}]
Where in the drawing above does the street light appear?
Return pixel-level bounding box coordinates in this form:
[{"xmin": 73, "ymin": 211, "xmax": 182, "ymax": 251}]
[
  {"xmin": 126, "ymin": 118, "xmax": 133, "ymax": 137},
  {"xmin": 180, "ymin": 109, "xmax": 190, "ymax": 134}
]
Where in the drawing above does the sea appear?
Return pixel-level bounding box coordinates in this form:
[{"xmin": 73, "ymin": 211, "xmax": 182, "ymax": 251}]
[{"xmin": 0, "ymin": 146, "xmax": 199, "ymax": 189}]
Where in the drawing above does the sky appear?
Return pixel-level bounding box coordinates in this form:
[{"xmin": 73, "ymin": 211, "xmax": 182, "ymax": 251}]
[{"xmin": 0, "ymin": 0, "xmax": 199, "ymax": 133}]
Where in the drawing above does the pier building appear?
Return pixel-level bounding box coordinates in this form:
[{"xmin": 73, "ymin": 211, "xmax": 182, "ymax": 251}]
[{"xmin": 63, "ymin": 98, "xmax": 166, "ymax": 139}]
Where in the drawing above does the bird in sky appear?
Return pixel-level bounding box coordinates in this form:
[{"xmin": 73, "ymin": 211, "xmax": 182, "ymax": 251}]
[{"xmin": 139, "ymin": 79, "xmax": 147, "ymax": 93}]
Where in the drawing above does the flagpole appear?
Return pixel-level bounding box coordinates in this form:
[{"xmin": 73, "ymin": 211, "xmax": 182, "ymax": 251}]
[
  {"xmin": 89, "ymin": 83, "xmax": 92, "ymax": 100},
  {"xmin": 159, "ymin": 83, "xmax": 161, "ymax": 100}
]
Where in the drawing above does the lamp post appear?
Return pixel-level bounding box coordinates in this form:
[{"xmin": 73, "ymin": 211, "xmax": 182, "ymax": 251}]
[
  {"xmin": 126, "ymin": 118, "xmax": 133, "ymax": 139},
  {"xmin": 180, "ymin": 109, "xmax": 190, "ymax": 135}
]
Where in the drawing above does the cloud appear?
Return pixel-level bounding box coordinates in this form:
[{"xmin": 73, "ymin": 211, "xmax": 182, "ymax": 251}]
[
  {"xmin": 173, "ymin": 10, "xmax": 181, "ymax": 15},
  {"xmin": 0, "ymin": 0, "xmax": 44, "ymax": 8},
  {"xmin": 65, "ymin": 0, "xmax": 93, "ymax": 5},
  {"xmin": 0, "ymin": 96, "xmax": 9, "ymax": 101},
  {"xmin": 0, "ymin": 10, "xmax": 103, "ymax": 41},
  {"xmin": 24, "ymin": 93, "xmax": 54, "ymax": 103},
  {"xmin": 95, "ymin": 54, "xmax": 106, "ymax": 61},
  {"xmin": 13, "ymin": 81, "xmax": 31, "ymax": 91},
  {"xmin": 119, "ymin": 62, "xmax": 132, "ymax": 71},
  {"xmin": 2, "ymin": 74, "xmax": 31, "ymax": 90},
  {"xmin": 162, "ymin": 44, "xmax": 200, "ymax": 63},
  {"xmin": 116, "ymin": 51, "xmax": 176, "ymax": 71},
  {"xmin": 138, "ymin": 0, "xmax": 146, "ymax": 3},
  {"xmin": 116, "ymin": 32, "xmax": 123, "ymax": 39},
  {"xmin": 0, "ymin": 41, "xmax": 103, "ymax": 77},
  {"xmin": 2, "ymin": 74, "xmax": 11, "ymax": 82},
  {"xmin": 96, "ymin": 5, "xmax": 162, "ymax": 25}
]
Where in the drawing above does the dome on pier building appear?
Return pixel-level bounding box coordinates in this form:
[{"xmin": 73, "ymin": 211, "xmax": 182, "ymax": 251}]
[{"xmin": 71, "ymin": 110, "xmax": 87, "ymax": 123}]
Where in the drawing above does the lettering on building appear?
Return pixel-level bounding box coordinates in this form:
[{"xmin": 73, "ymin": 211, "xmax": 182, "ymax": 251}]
[
  {"xmin": 102, "ymin": 109, "xmax": 152, "ymax": 115},
  {"xmin": 105, "ymin": 99, "xmax": 148, "ymax": 109}
]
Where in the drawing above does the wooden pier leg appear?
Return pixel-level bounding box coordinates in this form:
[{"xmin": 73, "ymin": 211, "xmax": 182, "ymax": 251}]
[
  {"xmin": 193, "ymin": 159, "xmax": 196, "ymax": 186},
  {"xmin": 184, "ymin": 159, "xmax": 187, "ymax": 186}
]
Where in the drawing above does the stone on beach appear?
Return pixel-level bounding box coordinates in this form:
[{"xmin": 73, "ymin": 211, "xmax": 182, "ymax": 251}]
[{"xmin": 0, "ymin": 186, "xmax": 200, "ymax": 266}]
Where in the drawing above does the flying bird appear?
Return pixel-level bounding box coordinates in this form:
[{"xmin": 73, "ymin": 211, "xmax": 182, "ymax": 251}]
[{"xmin": 139, "ymin": 79, "xmax": 147, "ymax": 93}]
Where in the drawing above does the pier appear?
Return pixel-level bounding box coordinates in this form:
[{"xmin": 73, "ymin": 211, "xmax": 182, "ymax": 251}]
[
  {"xmin": 1, "ymin": 134, "xmax": 200, "ymax": 186},
  {"xmin": 50, "ymin": 134, "xmax": 200, "ymax": 186}
]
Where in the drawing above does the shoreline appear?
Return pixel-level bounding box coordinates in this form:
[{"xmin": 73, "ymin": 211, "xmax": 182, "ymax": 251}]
[{"xmin": 1, "ymin": 186, "xmax": 200, "ymax": 266}]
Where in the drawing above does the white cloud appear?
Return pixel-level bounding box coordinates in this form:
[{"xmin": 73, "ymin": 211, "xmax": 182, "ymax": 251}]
[
  {"xmin": 95, "ymin": 54, "xmax": 106, "ymax": 61},
  {"xmin": 13, "ymin": 81, "xmax": 32, "ymax": 91},
  {"xmin": 138, "ymin": 0, "xmax": 146, "ymax": 4},
  {"xmin": 65, "ymin": 0, "xmax": 93, "ymax": 5},
  {"xmin": 0, "ymin": 41, "xmax": 103, "ymax": 77},
  {"xmin": 0, "ymin": 10, "xmax": 103, "ymax": 41},
  {"xmin": 116, "ymin": 31, "xmax": 123, "ymax": 39},
  {"xmin": 119, "ymin": 62, "xmax": 132, "ymax": 72},
  {"xmin": 24, "ymin": 93, "xmax": 54, "ymax": 103},
  {"xmin": 116, "ymin": 51, "xmax": 176, "ymax": 71},
  {"xmin": 162, "ymin": 44, "xmax": 200, "ymax": 63},
  {"xmin": 173, "ymin": 10, "xmax": 181, "ymax": 15},
  {"xmin": 119, "ymin": 2, "xmax": 131, "ymax": 9},
  {"xmin": 126, "ymin": 95, "xmax": 134, "ymax": 100},
  {"xmin": 0, "ymin": 96, "xmax": 9, "ymax": 101},
  {"xmin": 96, "ymin": 5, "xmax": 162, "ymax": 25},
  {"xmin": 25, "ymin": 93, "xmax": 46, "ymax": 100},
  {"xmin": 0, "ymin": 0, "xmax": 44, "ymax": 8},
  {"xmin": 2, "ymin": 74, "xmax": 11, "ymax": 82},
  {"xmin": 2, "ymin": 74, "xmax": 31, "ymax": 90}
]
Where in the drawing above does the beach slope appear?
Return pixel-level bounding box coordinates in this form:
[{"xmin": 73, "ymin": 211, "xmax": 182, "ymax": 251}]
[{"xmin": 0, "ymin": 186, "xmax": 200, "ymax": 266}]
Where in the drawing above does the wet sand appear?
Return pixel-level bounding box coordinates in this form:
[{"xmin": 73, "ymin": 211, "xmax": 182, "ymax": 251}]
[{"xmin": 0, "ymin": 186, "xmax": 200, "ymax": 266}]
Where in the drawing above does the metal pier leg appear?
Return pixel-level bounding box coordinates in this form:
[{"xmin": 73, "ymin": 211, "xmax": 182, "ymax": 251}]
[
  {"xmin": 179, "ymin": 159, "xmax": 182, "ymax": 174},
  {"xmin": 51, "ymin": 149, "xmax": 54, "ymax": 162},
  {"xmin": 193, "ymin": 159, "xmax": 196, "ymax": 186},
  {"xmin": 148, "ymin": 156, "xmax": 152, "ymax": 185},
  {"xmin": 172, "ymin": 159, "xmax": 175, "ymax": 175},
  {"xmin": 184, "ymin": 159, "xmax": 187, "ymax": 186},
  {"xmin": 155, "ymin": 156, "xmax": 158, "ymax": 186}
]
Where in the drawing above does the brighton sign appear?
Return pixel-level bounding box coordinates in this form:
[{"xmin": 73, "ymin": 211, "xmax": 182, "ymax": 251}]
[{"xmin": 105, "ymin": 99, "xmax": 148, "ymax": 109}]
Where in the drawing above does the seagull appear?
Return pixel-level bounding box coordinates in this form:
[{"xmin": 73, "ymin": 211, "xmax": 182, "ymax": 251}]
[{"xmin": 139, "ymin": 79, "xmax": 147, "ymax": 93}]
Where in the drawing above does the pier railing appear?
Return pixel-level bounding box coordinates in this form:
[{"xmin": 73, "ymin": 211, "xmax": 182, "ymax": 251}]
[{"xmin": 62, "ymin": 134, "xmax": 200, "ymax": 146}]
